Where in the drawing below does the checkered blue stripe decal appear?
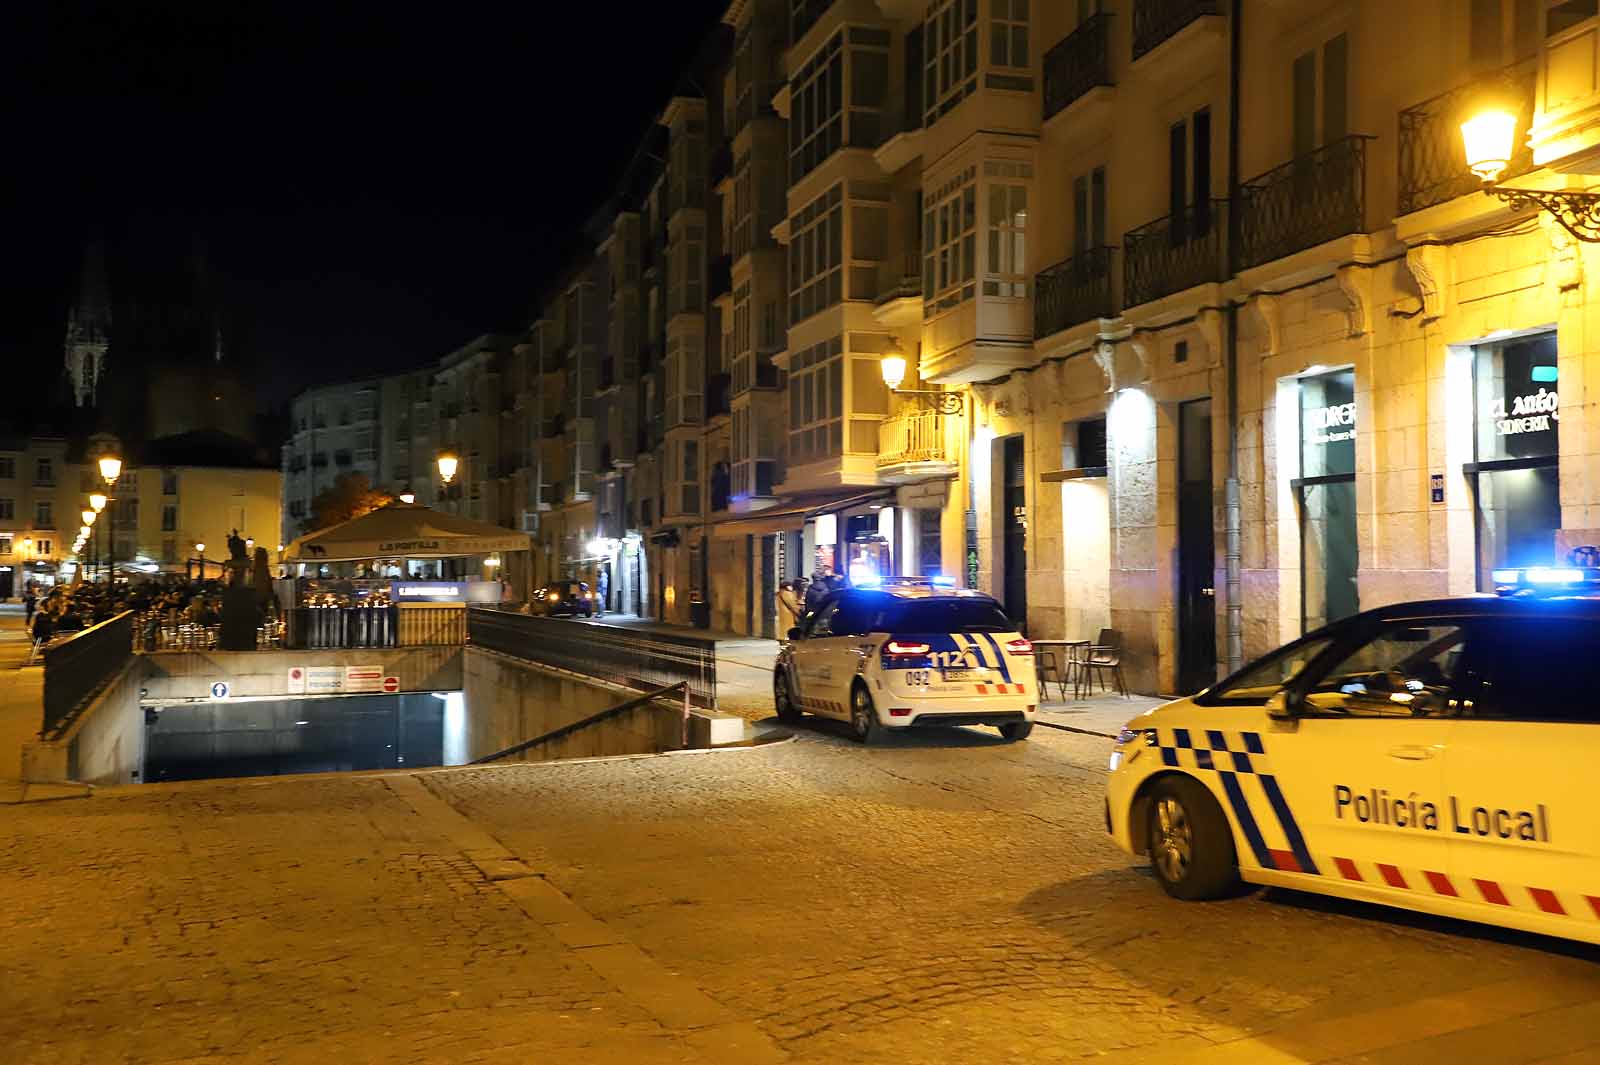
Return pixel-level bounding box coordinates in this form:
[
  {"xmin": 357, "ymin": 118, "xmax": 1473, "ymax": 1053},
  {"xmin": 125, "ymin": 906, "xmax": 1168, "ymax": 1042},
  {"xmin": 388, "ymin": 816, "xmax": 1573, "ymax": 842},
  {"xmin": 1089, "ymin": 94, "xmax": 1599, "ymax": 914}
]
[{"xmin": 1153, "ymin": 727, "xmax": 1318, "ymax": 876}]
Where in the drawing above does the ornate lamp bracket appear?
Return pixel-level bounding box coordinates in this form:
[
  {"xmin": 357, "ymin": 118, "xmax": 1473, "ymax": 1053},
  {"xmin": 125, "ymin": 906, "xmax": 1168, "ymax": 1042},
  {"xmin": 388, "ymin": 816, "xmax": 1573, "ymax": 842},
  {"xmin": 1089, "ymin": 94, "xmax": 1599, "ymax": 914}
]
[
  {"xmin": 1488, "ymin": 185, "xmax": 1600, "ymax": 243},
  {"xmin": 892, "ymin": 389, "xmax": 965, "ymax": 415}
]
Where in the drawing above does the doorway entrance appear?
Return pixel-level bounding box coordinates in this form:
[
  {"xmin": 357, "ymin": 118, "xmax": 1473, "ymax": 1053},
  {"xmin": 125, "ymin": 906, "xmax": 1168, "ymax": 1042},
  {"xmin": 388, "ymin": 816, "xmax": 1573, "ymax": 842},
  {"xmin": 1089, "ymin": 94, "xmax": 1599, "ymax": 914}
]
[
  {"xmin": 1177, "ymin": 398, "xmax": 1217, "ymax": 693},
  {"xmin": 1294, "ymin": 368, "xmax": 1358, "ymax": 631},
  {"xmin": 1002, "ymin": 434, "xmax": 1028, "ymax": 629}
]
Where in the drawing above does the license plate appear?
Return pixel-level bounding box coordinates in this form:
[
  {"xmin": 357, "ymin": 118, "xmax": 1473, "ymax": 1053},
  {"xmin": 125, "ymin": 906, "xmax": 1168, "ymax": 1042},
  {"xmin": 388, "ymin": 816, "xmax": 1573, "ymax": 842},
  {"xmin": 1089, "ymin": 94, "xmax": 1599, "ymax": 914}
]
[
  {"xmin": 906, "ymin": 670, "xmax": 932, "ymax": 686},
  {"xmin": 941, "ymin": 669, "xmax": 972, "ymax": 681}
]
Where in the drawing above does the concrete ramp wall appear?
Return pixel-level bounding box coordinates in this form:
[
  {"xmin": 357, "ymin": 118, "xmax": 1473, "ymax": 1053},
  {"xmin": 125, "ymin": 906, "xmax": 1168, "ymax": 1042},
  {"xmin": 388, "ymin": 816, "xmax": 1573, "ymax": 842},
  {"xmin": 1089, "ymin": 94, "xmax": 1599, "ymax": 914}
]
[
  {"xmin": 23, "ymin": 659, "xmax": 146, "ymax": 786},
  {"xmin": 140, "ymin": 647, "xmax": 463, "ymax": 701}
]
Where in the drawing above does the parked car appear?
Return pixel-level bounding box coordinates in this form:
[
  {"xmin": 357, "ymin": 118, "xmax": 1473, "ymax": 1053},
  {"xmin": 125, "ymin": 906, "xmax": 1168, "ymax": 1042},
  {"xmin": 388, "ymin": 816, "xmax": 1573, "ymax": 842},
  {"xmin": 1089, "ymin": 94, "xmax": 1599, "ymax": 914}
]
[{"xmin": 541, "ymin": 580, "xmax": 596, "ymax": 617}]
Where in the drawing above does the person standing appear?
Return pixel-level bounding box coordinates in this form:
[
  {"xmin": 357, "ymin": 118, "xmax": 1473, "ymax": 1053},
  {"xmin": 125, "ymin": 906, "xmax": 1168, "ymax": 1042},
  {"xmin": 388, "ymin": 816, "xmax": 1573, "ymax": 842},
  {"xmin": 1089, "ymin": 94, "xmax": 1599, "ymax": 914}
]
[
  {"xmin": 595, "ymin": 565, "xmax": 610, "ymax": 616},
  {"xmin": 803, "ymin": 572, "xmax": 830, "ymax": 616},
  {"xmin": 776, "ymin": 580, "xmax": 802, "ymax": 636},
  {"xmin": 23, "ymin": 588, "xmax": 36, "ymax": 627}
]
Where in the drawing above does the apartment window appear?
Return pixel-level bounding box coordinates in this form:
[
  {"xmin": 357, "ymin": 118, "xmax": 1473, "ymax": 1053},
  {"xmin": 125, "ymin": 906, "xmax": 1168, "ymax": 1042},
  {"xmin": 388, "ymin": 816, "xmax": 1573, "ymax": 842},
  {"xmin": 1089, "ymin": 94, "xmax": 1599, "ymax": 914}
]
[
  {"xmin": 669, "ymin": 227, "xmax": 705, "ymax": 317},
  {"xmin": 0, "ymin": 457, "xmax": 13, "ymax": 479},
  {"xmin": 669, "ymin": 117, "xmax": 707, "ymax": 215},
  {"xmin": 1168, "ymin": 107, "xmax": 1213, "ymax": 241},
  {"xmin": 0, "ymin": 498, "xmax": 11, "ymax": 521},
  {"xmin": 1474, "ymin": 0, "xmax": 1541, "ymax": 64},
  {"xmin": 923, "ymin": 165, "xmax": 977, "ymax": 315},
  {"xmin": 35, "ymin": 502, "xmax": 52, "ymax": 529},
  {"xmin": 924, "ymin": 0, "xmax": 979, "ymax": 125},
  {"xmin": 34, "ymin": 458, "xmax": 53, "ymax": 486},
  {"xmin": 162, "ymin": 539, "xmax": 177, "ymax": 564},
  {"xmin": 36, "ymin": 540, "xmax": 51, "ymax": 557},
  {"xmin": 161, "ymin": 470, "xmax": 178, "ymax": 496},
  {"xmin": 787, "ymin": 336, "xmax": 844, "ymax": 465},
  {"xmin": 1292, "ymin": 33, "xmax": 1348, "ymax": 158},
  {"xmin": 1073, "ymin": 166, "xmax": 1108, "ymax": 254},
  {"xmin": 116, "ymin": 498, "xmax": 137, "ymax": 523},
  {"xmin": 984, "ymin": 161, "xmax": 1031, "ymax": 298},
  {"xmin": 664, "ymin": 335, "xmax": 705, "ymax": 427},
  {"xmin": 790, "ymin": 33, "xmax": 843, "ymax": 180},
  {"xmin": 161, "ymin": 504, "xmax": 177, "ymax": 532},
  {"xmin": 789, "ymin": 184, "xmax": 844, "ymax": 325},
  {"xmin": 0, "ymin": 536, "xmax": 10, "ymax": 556},
  {"xmin": 679, "ymin": 438, "xmax": 701, "ymax": 515},
  {"xmin": 990, "ymin": 0, "xmax": 1030, "ymax": 70}
]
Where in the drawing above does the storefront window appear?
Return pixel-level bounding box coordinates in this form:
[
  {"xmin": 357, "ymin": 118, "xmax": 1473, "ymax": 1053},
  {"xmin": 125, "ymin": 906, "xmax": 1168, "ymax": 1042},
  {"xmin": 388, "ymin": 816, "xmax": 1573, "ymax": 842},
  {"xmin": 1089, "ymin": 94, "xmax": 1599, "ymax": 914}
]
[
  {"xmin": 1472, "ymin": 334, "xmax": 1560, "ymax": 585},
  {"xmin": 1296, "ymin": 369, "xmax": 1358, "ymax": 631}
]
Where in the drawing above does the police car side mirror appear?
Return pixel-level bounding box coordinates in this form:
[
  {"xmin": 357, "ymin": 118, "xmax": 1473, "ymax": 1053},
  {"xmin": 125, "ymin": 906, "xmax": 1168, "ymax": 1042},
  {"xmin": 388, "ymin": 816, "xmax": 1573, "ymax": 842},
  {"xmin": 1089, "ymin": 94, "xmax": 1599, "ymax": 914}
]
[
  {"xmin": 1265, "ymin": 690, "xmax": 1297, "ymax": 720},
  {"xmin": 788, "ymin": 627, "xmax": 804, "ymax": 641}
]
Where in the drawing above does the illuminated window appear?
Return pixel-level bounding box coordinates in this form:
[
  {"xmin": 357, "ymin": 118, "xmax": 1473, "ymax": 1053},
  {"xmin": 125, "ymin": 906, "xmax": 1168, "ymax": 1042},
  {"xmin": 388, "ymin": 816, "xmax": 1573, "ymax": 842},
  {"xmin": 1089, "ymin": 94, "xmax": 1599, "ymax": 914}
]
[
  {"xmin": 924, "ymin": 0, "xmax": 979, "ymax": 125},
  {"xmin": 789, "ymin": 184, "xmax": 844, "ymax": 325},
  {"xmin": 788, "ymin": 336, "xmax": 844, "ymax": 464},
  {"xmin": 984, "ymin": 170, "xmax": 1029, "ymax": 298},
  {"xmin": 923, "ymin": 166, "xmax": 977, "ymax": 315}
]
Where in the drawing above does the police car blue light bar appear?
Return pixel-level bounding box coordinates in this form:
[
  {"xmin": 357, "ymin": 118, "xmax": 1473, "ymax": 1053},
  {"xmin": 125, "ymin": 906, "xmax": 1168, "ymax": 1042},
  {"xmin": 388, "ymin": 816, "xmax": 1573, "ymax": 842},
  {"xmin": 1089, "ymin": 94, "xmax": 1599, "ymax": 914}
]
[
  {"xmin": 1492, "ymin": 548, "xmax": 1600, "ymax": 597},
  {"xmin": 1526, "ymin": 567, "xmax": 1584, "ymax": 584}
]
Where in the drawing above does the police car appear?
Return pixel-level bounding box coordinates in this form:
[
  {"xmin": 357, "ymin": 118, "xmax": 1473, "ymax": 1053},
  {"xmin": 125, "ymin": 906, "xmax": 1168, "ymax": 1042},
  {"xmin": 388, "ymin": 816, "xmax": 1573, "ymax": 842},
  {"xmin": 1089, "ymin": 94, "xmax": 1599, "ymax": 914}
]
[
  {"xmin": 1106, "ymin": 595, "xmax": 1600, "ymax": 944},
  {"xmin": 774, "ymin": 578, "xmax": 1037, "ymax": 742}
]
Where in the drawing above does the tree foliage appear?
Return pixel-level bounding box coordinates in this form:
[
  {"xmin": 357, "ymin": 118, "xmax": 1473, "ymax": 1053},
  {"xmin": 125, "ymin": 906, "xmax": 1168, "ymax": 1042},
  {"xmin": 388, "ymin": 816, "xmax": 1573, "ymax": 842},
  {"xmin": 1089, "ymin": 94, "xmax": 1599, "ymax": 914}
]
[{"xmin": 302, "ymin": 473, "xmax": 395, "ymax": 533}]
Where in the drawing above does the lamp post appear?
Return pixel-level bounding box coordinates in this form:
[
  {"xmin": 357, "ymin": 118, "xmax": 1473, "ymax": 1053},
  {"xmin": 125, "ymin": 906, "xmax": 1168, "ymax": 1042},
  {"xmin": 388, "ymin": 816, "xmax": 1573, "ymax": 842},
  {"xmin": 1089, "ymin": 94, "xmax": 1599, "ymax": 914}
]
[
  {"xmin": 878, "ymin": 338, "xmax": 964, "ymax": 414},
  {"xmin": 1461, "ymin": 107, "xmax": 1600, "ymax": 242},
  {"xmin": 81, "ymin": 509, "xmax": 97, "ymax": 583},
  {"xmin": 89, "ymin": 493, "xmax": 106, "ymax": 582},
  {"xmin": 98, "ymin": 455, "xmax": 121, "ymax": 585},
  {"xmin": 195, "ymin": 542, "xmax": 206, "ymax": 582}
]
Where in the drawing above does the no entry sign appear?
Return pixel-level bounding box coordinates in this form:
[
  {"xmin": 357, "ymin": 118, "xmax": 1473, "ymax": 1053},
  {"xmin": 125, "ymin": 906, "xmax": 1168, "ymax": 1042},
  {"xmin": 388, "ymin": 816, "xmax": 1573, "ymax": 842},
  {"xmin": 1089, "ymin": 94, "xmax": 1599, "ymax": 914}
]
[{"xmin": 382, "ymin": 676, "xmax": 400, "ymax": 694}]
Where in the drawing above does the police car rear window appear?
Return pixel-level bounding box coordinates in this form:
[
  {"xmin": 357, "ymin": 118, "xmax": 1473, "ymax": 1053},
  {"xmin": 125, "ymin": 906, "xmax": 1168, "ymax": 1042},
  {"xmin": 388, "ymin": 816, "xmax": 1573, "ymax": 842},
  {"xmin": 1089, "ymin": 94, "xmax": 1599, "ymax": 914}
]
[{"xmin": 879, "ymin": 599, "xmax": 1013, "ymax": 633}]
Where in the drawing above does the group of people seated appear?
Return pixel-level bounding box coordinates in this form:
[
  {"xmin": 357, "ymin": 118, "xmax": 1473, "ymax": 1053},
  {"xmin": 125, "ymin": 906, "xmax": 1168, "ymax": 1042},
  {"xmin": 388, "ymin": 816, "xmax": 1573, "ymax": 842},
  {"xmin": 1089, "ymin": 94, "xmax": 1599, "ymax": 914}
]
[{"xmin": 23, "ymin": 577, "xmax": 252, "ymax": 649}]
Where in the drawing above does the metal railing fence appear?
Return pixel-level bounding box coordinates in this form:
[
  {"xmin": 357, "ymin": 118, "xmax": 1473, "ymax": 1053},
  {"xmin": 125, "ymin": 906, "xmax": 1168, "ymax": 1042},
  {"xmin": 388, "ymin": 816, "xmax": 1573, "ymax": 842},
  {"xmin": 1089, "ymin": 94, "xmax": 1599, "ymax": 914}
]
[
  {"xmin": 43, "ymin": 611, "xmax": 134, "ymax": 739},
  {"xmin": 468, "ymin": 609, "xmax": 717, "ymax": 709}
]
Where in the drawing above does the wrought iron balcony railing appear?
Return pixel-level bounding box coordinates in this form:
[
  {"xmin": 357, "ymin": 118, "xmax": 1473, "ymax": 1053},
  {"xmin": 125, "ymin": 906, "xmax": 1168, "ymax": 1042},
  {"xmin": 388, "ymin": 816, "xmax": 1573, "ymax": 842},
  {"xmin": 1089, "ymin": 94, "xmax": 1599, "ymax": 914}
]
[
  {"xmin": 1033, "ymin": 247, "xmax": 1116, "ymax": 340},
  {"xmin": 1043, "ymin": 13, "xmax": 1113, "ymax": 121},
  {"xmin": 1236, "ymin": 134, "xmax": 1372, "ymax": 272},
  {"xmin": 1398, "ymin": 57, "xmax": 1536, "ymax": 216},
  {"xmin": 878, "ymin": 408, "xmax": 952, "ymax": 469},
  {"xmin": 1132, "ymin": 0, "xmax": 1219, "ymax": 61},
  {"xmin": 1123, "ymin": 200, "xmax": 1227, "ymax": 309}
]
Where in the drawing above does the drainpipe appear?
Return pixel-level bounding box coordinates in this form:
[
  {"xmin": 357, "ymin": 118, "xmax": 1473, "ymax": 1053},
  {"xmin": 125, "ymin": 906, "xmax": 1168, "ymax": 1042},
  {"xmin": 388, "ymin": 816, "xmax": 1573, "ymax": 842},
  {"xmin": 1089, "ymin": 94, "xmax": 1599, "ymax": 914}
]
[{"xmin": 1224, "ymin": 0, "xmax": 1245, "ymax": 673}]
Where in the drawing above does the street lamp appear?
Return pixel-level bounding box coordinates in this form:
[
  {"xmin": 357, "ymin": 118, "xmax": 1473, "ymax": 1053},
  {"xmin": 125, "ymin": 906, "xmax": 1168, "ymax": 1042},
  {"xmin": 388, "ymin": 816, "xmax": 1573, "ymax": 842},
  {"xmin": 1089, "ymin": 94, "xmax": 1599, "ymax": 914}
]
[
  {"xmin": 437, "ymin": 453, "xmax": 458, "ymax": 484},
  {"xmin": 399, "ymin": 492, "xmax": 416, "ymax": 504},
  {"xmin": 98, "ymin": 454, "xmax": 121, "ymax": 583},
  {"xmin": 196, "ymin": 542, "xmax": 206, "ymax": 581},
  {"xmin": 878, "ymin": 338, "xmax": 963, "ymax": 414},
  {"xmin": 1462, "ymin": 106, "xmax": 1600, "ymax": 242}
]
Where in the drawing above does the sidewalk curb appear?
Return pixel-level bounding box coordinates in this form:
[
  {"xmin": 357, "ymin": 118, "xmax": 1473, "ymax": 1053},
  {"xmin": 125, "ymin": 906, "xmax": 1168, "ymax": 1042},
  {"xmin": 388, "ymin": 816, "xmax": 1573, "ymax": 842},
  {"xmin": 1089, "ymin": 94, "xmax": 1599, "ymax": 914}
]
[{"xmin": 1035, "ymin": 720, "xmax": 1118, "ymax": 739}]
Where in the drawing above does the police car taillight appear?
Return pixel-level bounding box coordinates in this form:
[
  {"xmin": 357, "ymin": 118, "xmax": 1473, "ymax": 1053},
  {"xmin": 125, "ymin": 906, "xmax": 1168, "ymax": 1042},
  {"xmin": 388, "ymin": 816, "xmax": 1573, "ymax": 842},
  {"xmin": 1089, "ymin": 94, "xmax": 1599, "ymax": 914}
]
[
  {"xmin": 1004, "ymin": 637, "xmax": 1033, "ymax": 655},
  {"xmin": 884, "ymin": 640, "xmax": 931, "ymax": 656}
]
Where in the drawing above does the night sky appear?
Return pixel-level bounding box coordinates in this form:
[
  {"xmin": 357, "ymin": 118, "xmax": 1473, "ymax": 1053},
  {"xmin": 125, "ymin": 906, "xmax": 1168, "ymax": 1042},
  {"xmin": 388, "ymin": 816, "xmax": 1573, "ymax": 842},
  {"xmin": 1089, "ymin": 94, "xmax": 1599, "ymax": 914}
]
[{"xmin": 6, "ymin": 2, "xmax": 727, "ymax": 413}]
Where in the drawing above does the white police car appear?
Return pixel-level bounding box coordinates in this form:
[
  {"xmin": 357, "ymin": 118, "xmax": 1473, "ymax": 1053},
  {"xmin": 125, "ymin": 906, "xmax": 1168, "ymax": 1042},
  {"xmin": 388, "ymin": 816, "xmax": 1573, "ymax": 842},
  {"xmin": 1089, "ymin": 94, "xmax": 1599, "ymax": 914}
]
[
  {"xmin": 774, "ymin": 579, "xmax": 1037, "ymax": 742},
  {"xmin": 1107, "ymin": 595, "xmax": 1600, "ymax": 944}
]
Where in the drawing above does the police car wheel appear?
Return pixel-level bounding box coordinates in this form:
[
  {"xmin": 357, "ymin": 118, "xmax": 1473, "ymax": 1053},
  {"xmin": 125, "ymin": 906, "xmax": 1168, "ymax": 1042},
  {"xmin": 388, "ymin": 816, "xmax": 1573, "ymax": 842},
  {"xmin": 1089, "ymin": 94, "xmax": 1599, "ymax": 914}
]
[
  {"xmin": 1146, "ymin": 777, "xmax": 1239, "ymax": 900},
  {"xmin": 773, "ymin": 670, "xmax": 803, "ymax": 723},
  {"xmin": 850, "ymin": 685, "xmax": 883, "ymax": 744},
  {"xmin": 999, "ymin": 720, "xmax": 1033, "ymax": 741}
]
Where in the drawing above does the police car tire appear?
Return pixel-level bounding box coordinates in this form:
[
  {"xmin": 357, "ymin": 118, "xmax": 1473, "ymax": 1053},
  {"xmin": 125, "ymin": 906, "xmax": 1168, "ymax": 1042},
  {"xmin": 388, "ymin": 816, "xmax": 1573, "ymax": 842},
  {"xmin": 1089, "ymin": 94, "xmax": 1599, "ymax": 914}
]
[
  {"xmin": 774, "ymin": 670, "xmax": 803, "ymax": 723},
  {"xmin": 850, "ymin": 684, "xmax": 884, "ymax": 744},
  {"xmin": 999, "ymin": 720, "xmax": 1033, "ymax": 741},
  {"xmin": 1146, "ymin": 776, "xmax": 1239, "ymax": 901}
]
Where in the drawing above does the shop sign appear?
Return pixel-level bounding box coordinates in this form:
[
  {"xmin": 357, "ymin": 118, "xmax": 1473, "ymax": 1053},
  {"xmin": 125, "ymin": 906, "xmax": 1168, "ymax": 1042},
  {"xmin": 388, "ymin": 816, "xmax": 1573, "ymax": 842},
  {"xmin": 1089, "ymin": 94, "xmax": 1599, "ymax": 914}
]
[
  {"xmin": 1304, "ymin": 400, "xmax": 1357, "ymax": 446},
  {"xmin": 1487, "ymin": 387, "xmax": 1558, "ymax": 437}
]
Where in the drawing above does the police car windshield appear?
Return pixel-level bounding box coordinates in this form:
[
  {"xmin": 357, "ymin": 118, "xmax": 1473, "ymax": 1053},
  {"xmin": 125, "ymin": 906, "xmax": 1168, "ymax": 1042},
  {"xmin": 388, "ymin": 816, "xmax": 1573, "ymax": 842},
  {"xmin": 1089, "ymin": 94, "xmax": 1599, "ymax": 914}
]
[{"xmin": 880, "ymin": 598, "xmax": 1014, "ymax": 633}]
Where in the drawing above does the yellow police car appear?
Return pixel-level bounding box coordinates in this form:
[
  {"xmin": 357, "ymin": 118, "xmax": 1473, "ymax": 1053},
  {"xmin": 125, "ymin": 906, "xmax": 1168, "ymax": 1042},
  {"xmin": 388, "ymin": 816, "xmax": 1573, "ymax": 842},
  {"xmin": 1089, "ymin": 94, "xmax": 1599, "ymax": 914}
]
[
  {"xmin": 1106, "ymin": 595, "xmax": 1600, "ymax": 944},
  {"xmin": 775, "ymin": 579, "xmax": 1037, "ymax": 742}
]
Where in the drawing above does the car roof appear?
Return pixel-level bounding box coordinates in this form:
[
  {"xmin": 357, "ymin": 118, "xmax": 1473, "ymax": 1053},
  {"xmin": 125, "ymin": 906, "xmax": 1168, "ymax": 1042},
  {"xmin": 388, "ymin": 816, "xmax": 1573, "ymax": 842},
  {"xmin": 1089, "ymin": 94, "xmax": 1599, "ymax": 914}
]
[
  {"xmin": 837, "ymin": 586, "xmax": 1000, "ymax": 602},
  {"xmin": 1343, "ymin": 595, "xmax": 1600, "ymax": 623}
]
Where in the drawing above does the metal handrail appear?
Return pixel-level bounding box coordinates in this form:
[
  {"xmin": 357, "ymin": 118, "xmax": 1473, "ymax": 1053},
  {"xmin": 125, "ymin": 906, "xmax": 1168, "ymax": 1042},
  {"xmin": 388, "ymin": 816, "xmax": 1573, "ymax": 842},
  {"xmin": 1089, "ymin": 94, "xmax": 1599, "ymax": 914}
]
[
  {"xmin": 1043, "ymin": 12, "xmax": 1113, "ymax": 120},
  {"xmin": 1397, "ymin": 57, "xmax": 1536, "ymax": 215},
  {"xmin": 1236, "ymin": 134, "xmax": 1373, "ymax": 272},
  {"xmin": 470, "ymin": 682, "xmax": 690, "ymax": 764},
  {"xmin": 1033, "ymin": 246, "xmax": 1116, "ymax": 339},
  {"xmin": 42, "ymin": 610, "xmax": 134, "ymax": 739}
]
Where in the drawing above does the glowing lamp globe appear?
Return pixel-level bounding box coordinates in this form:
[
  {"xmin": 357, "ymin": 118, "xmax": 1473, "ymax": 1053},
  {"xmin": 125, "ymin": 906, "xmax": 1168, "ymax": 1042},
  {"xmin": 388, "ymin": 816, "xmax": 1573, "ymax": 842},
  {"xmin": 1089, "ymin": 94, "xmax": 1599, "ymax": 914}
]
[
  {"xmin": 82, "ymin": 509, "xmax": 95, "ymax": 526},
  {"xmin": 89, "ymin": 493, "xmax": 107, "ymax": 512},
  {"xmin": 436, "ymin": 453, "xmax": 459, "ymax": 484},
  {"xmin": 880, "ymin": 351, "xmax": 908, "ymax": 391},
  {"xmin": 98, "ymin": 455, "xmax": 122, "ymax": 485},
  {"xmin": 1461, "ymin": 110, "xmax": 1517, "ymax": 183}
]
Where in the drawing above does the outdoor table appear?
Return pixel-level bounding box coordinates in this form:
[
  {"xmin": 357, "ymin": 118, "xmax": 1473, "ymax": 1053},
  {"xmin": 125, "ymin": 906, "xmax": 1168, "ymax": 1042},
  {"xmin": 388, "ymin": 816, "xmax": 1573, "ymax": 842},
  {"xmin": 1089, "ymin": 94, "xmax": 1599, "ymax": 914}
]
[{"xmin": 1031, "ymin": 639, "xmax": 1089, "ymax": 701}]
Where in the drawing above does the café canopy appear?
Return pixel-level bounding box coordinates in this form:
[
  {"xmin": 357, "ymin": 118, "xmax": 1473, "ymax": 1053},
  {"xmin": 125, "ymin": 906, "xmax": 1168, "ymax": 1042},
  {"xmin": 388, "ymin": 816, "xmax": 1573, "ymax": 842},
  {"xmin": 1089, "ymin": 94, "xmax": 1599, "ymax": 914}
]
[{"xmin": 282, "ymin": 502, "xmax": 530, "ymax": 563}]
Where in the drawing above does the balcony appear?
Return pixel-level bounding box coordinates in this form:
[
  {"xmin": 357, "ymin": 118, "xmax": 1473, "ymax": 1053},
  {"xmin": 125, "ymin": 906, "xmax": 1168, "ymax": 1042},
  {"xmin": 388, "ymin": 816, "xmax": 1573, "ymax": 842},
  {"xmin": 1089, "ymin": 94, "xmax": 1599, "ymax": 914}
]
[
  {"xmin": 1132, "ymin": 0, "xmax": 1220, "ymax": 62},
  {"xmin": 1123, "ymin": 201, "xmax": 1227, "ymax": 309},
  {"xmin": 876, "ymin": 409, "xmax": 957, "ymax": 484},
  {"xmin": 1398, "ymin": 58, "xmax": 1536, "ymax": 216},
  {"xmin": 872, "ymin": 254, "xmax": 922, "ymax": 327},
  {"xmin": 1043, "ymin": 13, "xmax": 1113, "ymax": 122},
  {"xmin": 1033, "ymin": 247, "xmax": 1116, "ymax": 340},
  {"xmin": 1236, "ymin": 135, "xmax": 1372, "ymax": 272}
]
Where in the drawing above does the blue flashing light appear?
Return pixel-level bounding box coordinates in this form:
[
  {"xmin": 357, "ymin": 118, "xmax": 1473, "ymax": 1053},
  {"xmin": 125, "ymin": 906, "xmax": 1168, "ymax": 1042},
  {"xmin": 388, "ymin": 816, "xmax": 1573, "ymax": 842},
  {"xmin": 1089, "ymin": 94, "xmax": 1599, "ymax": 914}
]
[
  {"xmin": 1532, "ymin": 365, "xmax": 1559, "ymax": 383},
  {"xmin": 1491, "ymin": 568, "xmax": 1522, "ymax": 585},
  {"xmin": 1526, "ymin": 567, "xmax": 1583, "ymax": 584},
  {"xmin": 855, "ymin": 574, "xmax": 883, "ymax": 588},
  {"xmin": 930, "ymin": 574, "xmax": 957, "ymax": 587}
]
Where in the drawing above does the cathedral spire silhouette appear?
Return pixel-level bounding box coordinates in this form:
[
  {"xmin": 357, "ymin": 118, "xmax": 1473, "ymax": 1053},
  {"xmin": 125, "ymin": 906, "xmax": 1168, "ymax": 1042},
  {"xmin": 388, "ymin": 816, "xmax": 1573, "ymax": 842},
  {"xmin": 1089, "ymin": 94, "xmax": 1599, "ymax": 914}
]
[{"xmin": 64, "ymin": 240, "xmax": 112, "ymax": 407}]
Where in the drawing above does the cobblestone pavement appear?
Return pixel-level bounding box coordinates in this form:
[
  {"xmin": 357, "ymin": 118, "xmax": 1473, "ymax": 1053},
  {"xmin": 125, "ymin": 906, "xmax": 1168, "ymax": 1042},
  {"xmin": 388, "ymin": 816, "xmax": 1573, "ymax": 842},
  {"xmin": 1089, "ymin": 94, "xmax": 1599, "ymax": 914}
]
[
  {"xmin": 6, "ymin": 720, "xmax": 1600, "ymax": 1063},
  {"xmin": 428, "ymin": 723, "xmax": 1600, "ymax": 1064}
]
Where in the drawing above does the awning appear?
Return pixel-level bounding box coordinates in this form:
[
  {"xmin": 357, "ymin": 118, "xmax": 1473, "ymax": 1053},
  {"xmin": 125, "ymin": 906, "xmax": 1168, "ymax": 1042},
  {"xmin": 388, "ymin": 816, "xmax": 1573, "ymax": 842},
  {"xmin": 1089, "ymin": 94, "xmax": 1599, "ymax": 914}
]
[
  {"xmin": 705, "ymin": 487, "xmax": 894, "ymax": 538},
  {"xmin": 283, "ymin": 502, "xmax": 532, "ymax": 562}
]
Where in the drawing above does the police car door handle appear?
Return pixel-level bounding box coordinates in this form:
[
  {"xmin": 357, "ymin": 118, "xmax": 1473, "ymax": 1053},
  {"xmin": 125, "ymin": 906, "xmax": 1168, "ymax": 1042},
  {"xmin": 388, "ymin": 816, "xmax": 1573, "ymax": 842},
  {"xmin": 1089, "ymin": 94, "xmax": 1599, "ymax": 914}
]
[{"xmin": 1387, "ymin": 745, "xmax": 1438, "ymax": 761}]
